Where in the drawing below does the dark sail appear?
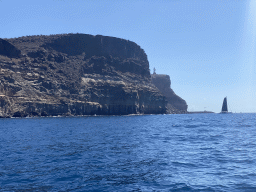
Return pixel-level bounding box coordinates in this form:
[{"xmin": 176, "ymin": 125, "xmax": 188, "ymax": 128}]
[{"xmin": 221, "ymin": 97, "xmax": 228, "ymax": 112}]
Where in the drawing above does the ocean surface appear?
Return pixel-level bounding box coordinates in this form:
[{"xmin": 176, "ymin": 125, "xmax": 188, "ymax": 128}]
[{"xmin": 1, "ymin": 113, "xmax": 256, "ymax": 192}]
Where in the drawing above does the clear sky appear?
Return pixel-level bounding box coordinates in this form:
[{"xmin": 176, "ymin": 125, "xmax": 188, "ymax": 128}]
[{"xmin": 0, "ymin": 0, "xmax": 255, "ymax": 113}]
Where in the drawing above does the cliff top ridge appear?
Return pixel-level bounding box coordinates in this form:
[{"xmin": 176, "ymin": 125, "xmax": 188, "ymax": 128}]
[{"xmin": 5, "ymin": 33, "xmax": 148, "ymax": 62}]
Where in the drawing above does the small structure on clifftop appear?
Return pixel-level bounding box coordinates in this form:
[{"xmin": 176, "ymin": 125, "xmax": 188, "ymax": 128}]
[{"xmin": 153, "ymin": 67, "xmax": 156, "ymax": 75}]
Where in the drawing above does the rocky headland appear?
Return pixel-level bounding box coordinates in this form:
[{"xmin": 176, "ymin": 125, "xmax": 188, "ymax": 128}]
[
  {"xmin": 151, "ymin": 74, "xmax": 187, "ymax": 113},
  {"xmin": 0, "ymin": 33, "xmax": 187, "ymax": 117}
]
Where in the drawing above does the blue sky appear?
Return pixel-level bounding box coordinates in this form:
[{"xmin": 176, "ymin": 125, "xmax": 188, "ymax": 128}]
[{"xmin": 0, "ymin": 0, "xmax": 255, "ymax": 113}]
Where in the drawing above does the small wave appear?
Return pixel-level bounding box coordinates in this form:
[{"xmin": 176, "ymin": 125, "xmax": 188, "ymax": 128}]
[
  {"xmin": 171, "ymin": 161, "xmax": 198, "ymax": 168},
  {"xmin": 233, "ymin": 183, "xmax": 256, "ymax": 191},
  {"xmin": 236, "ymin": 124, "xmax": 252, "ymax": 128},
  {"xmin": 185, "ymin": 124, "xmax": 201, "ymax": 128}
]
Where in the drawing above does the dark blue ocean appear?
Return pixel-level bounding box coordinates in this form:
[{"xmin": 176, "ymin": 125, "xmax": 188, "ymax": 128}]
[{"xmin": 1, "ymin": 113, "xmax": 256, "ymax": 192}]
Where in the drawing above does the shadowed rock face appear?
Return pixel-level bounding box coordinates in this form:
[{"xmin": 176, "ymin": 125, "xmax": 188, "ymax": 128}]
[
  {"xmin": 0, "ymin": 38, "xmax": 21, "ymax": 58},
  {"xmin": 151, "ymin": 74, "xmax": 187, "ymax": 113},
  {"xmin": 0, "ymin": 33, "xmax": 168, "ymax": 117}
]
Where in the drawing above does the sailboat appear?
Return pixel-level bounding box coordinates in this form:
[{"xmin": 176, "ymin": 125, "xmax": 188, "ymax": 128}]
[{"xmin": 221, "ymin": 97, "xmax": 230, "ymax": 113}]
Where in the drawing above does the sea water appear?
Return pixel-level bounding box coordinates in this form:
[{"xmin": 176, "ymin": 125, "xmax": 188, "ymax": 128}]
[{"xmin": 0, "ymin": 113, "xmax": 256, "ymax": 191}]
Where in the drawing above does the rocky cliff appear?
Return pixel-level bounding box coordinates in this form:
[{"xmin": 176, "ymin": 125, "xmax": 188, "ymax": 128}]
[
  {"xmin": 151, "ymin": 74, "xmax": 187, "ymax": 113},
  {"xmin": 0, "ymin": 34, "xmax": 167, "ymax": 117}
]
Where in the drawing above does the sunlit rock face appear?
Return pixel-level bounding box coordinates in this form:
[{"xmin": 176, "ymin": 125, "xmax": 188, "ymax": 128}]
[
  {"xmin": 0, "ymin": 33, "xmax": 167, "ymax": 117},
  {"xmin": 151, "ymin": 74, "xmax": 187, "ymax": 113}
]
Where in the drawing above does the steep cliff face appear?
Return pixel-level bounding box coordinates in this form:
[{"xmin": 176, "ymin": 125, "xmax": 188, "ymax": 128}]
[
  {"xmin": 151, "ymin": 74, "xmax": 187, "ymax": 113},
  {"xmin": 0, "ymin": 34, "xmax": 166, "ymax": 117}
]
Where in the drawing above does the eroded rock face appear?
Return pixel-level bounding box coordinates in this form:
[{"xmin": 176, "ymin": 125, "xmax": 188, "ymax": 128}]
[
  {"xmin": 0, "ymin": 33, "xmax": 167, "ymax": 117},
  {"xmin": 151, "ymin": 74, "xmax": 187, "ymax": 113}
]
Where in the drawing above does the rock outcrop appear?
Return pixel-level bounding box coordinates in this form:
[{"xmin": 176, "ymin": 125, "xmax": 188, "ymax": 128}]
[
  {"xmin": 151, "ymin": 74, "xmax": 187, "ymax": 113},
  {"xmin": 0, "ymin": 38, "xmax": 21, "ymax": 58},
  {"xmin": 0, "ymin": 34, "xmax": 168, "ymax": 117}
]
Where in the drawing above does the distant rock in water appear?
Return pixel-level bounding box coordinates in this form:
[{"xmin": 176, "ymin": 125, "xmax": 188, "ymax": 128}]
[
  {"xmin": 0, "ymin": 33, "xmax": 170, "ymax": 117},
  {"xmin": 151, "ymin": 74, "xmax": 187, "ymax": 113}
]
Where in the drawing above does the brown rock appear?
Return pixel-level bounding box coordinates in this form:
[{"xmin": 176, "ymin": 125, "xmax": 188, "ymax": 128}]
[{"xmin": 0, "ymin": 33, "xmax": 185, "ymax": 117}]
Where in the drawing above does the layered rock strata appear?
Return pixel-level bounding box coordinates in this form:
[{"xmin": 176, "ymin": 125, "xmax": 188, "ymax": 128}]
[
  {"xmin": 151, "ymin": 74, "xmax": 187, "ymax": 113},
  {"xmin": 0, "ymin": 34, "xmax": 167, "ymax": 117}
]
